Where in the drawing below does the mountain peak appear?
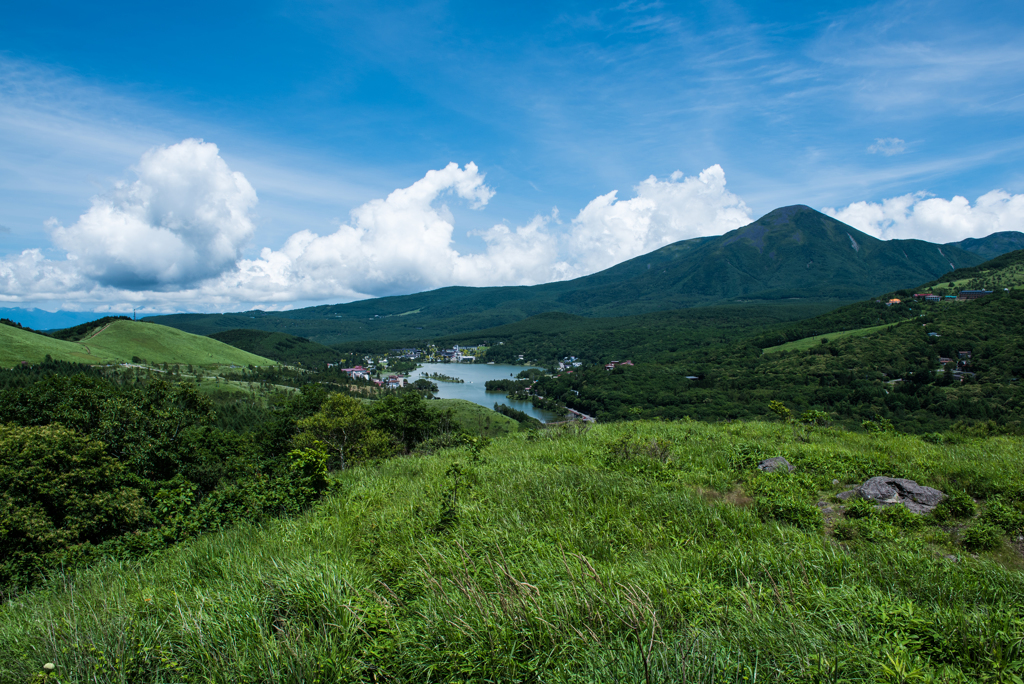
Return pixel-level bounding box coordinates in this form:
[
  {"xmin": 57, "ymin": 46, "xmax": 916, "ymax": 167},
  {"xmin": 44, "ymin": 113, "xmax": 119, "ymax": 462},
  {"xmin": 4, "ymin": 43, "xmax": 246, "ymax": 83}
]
[{"xmin": 758, "ymin": 204, "xmax": 816, "ymax": 225}]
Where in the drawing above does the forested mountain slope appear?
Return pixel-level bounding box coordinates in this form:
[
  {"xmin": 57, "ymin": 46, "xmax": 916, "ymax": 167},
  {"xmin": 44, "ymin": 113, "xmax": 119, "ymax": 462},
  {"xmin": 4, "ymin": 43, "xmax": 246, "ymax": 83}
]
[
  {"xmin": 208, "ymin": 329, "xmax": 340, "ymax": 367},
  {"xmin": 147, "ymin": 206, "xmax": 1019, "ymax": 344}
]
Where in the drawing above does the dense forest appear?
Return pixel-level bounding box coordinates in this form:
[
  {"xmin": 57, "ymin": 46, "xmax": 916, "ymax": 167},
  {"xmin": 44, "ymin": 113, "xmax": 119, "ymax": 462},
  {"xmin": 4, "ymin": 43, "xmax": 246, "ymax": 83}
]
[
  {"xmin": 528, "ymin": 289, "xmax": 1024, "ymax": 432},
  {"xmin": 208, "ymin": 329, "xmax": 342, "ymax": 367},
  {"xmin": 0, "ymin": 362, "xmax": 467, "ymax": 593}
]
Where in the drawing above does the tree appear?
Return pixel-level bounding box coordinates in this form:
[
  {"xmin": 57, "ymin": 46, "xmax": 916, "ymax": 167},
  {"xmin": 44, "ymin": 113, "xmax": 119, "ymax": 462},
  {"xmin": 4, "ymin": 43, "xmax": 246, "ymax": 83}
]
[
  {"xmin": 369, "ymin": 392, "xmax": 455, "ymax": 452},
  {"xmin": 0, "ymin": 423, "xmax": 147, "ymax": 587},
  {"xmin": 293, "ymin": 394, "xmax": 392, "ymax": 469}
]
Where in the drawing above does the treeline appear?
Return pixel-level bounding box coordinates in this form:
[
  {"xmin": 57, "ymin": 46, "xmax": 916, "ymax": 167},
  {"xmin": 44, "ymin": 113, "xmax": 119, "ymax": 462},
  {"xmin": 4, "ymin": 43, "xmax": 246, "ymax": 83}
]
[
  {"xmin": 492, "ymin": 403, "xmax": 543, "ymax": 428},
  {"xmin": 48, "ymin": 316, "xmax": 132, "ymax": 341},
  {"xmin": 0, "ymin": 369, "xmax": 465, "ymax": 593}
]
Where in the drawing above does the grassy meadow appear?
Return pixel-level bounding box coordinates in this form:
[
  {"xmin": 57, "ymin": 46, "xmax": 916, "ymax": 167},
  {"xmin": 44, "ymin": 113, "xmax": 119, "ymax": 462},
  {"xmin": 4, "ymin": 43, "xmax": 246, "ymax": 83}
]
[
  {"xmin": 0, "ymin": 325, "xmax": 105, "ymax": 367},
  {"xmin": 84, "ymin": 321, "xmax": 275, "ymax": 367},
  {"xmin": 762, "ymin": 322, "xmax": 911, "ymax": 354},
  {"xmin": 0, "ymin": 320, "xmax": 275, "ymax": 369},
  {"xmin": 4, "ymin": 419, "xmax": 1023, "ymax": 683}
]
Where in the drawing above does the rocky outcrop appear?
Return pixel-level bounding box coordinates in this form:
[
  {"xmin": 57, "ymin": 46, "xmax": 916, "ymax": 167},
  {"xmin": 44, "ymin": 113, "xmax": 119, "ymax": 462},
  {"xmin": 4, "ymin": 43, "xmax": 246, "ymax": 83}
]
[
  {"xmin": 758, "ymin": 457, "xmax": 795, "ymax": 473},
  {"xmin": 841, "ymin": 476, "xmax": 946, "ymax": 514}
]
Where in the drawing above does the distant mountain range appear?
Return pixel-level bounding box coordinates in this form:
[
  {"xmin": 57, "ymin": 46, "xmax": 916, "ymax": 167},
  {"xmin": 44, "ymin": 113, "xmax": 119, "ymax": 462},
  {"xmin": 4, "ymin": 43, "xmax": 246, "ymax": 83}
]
[
  {"xmin": 0, "ymin": 308, "xmax": 133, "ymax": 331},
  {"xmin": 143, "ymin": 206, "xmax": 1021, "ymax": 344}
]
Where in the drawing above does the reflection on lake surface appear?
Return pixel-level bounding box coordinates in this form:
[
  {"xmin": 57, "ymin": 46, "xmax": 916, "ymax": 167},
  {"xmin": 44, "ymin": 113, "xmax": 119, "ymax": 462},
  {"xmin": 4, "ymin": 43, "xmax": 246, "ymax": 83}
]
[{"xmin": 414, "ymin": 363, "xmax": 559, "ymax": 423}]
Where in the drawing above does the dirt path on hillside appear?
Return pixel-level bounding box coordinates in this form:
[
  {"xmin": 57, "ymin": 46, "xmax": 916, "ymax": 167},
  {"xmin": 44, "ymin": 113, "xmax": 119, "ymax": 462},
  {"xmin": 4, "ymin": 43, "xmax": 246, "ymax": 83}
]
[
  {"xmin": 86, "ymin": 323, "xmax": 112, "ymax": 340},
  {"xmin": 73, "ymin": 323, "xmax": 113, "ymax": 357}
]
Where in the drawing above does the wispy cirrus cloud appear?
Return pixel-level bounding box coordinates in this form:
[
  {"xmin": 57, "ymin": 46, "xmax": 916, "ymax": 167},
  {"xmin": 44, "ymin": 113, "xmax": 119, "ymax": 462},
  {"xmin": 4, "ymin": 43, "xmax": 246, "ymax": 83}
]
[{"xmin": 868, "ymin": 138, "xmax": 907, "ymax": 156}]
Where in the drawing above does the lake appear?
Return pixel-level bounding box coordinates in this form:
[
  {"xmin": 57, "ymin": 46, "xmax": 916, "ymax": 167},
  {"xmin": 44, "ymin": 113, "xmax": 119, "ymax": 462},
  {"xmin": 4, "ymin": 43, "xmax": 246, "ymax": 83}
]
[{"xmin": 414, "ymin": 362, "xmax": 560, "ymax": 423}]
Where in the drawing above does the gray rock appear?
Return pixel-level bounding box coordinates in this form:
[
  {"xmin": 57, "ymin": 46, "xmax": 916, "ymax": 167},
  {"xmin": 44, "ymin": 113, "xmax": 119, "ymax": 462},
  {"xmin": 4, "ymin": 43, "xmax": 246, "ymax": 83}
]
[
  {"xmin": 836, "ymin": 490, "xmax": 858, "ymax": 501},
  {"xmin": 832, "ymin": 479, "xmax": 840, "ymax": 486},
  {"xmin": 856, "ymin": 476, "xmax": 946, "ymax": 514},
  {"xmin": 758, "ymin": 457, "xmax": 794, "ymax": 473}
]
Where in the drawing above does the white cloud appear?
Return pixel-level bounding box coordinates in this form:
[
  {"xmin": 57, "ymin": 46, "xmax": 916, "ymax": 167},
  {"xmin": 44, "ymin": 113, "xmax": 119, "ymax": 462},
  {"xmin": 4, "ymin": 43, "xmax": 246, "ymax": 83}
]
[
  {"xmin": 22, "ymin": 141, "xmax": 1019, "ymax": 314},
  {"xmin": 49, "ymin": 139, "xmax": 257, "ymax": 289},
  {"xmin": 0, "ymin": 248, "xmax": 86, "ymax": 303},
  {"xmin": 186, "ymin": 161, "xmax": 749, "ymax": 307},
  {"xmin": 0, "ymin": 154, "xmax": 756, "ymax": 311},
  {"xmin": 823, "ymin": 189, "xmax": 1024, "ymax": 242},
  {"xmin": 867, "ymin": 138, "xmax": 906, "ymax": 156},
  {"xmin": 566, "ymin": 164, "xmax": 752, "ymax": 275},
  {"xmin": 208, "ymin": 161, "xmax": 513, "ymax": 302}
]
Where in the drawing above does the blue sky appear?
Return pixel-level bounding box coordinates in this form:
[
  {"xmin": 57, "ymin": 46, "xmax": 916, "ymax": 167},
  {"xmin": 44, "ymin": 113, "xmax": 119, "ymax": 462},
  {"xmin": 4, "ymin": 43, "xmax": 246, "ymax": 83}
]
[{"xmin": 1, "ymin": 0, "xmax": 1023, "ymax": 313}]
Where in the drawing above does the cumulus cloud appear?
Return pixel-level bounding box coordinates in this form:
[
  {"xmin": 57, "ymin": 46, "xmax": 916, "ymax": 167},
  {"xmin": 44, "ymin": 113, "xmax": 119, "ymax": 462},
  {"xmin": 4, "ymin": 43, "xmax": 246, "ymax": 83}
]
[
  {"xmin": 566, "ymin": 165, "xmax": 751, "ymax": 275},
  {"xmin": 867, "ymin": 137, "xmax": 906, "ymax": 156},
  {"xmin": 49, "ymin": 138, "xmax": 256, "ymax": 289},
  {"xmin": 208, "ymin": 161, "xmax": 527, "ymax": 303},
  {"xmin": 33, "ymin": 139, "xmax": 1024, "ymax": 314},
  {"xmin": 823, "ymin": 189, "xmax": 1024, "ymax": 242},
  {"xmin": 0, "ymin": 152, "xmax": 756, "ymax": 310}
]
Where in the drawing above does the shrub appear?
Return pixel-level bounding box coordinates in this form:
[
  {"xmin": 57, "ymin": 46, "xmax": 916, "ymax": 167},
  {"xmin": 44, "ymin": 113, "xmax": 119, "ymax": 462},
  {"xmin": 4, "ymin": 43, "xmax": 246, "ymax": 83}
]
[
  {"xmin": 933, "ymin": 489, "xmax": 976, "ymax": 521},
  {"xmin": 880, "ymin": 503, "xmax": 924, "ymax": 530},
  {"xmin": 852, "ymin": 517, "xmax": 899, "ymax": 543},
  {"xmin": 862, "ymin": 418, "xmax": 895, "ymax": 433},
  {"xmin": 961, "ymin": 523, "xmax": 1002, "ymax": 552},
  {"xmin": 844, "ymin": 498, "xmax": 875, "ymax": 519},
  {"xmin": 0, "ymin": 423, "xmax": 148, "ymax": 587},
  {"xmin": 981, "ymin": 498, "xmax": 1024, "ymax": 534},
  {"xmin": 800, "ymin": 409, "xmax": 831, "ymax": 426},
  {"xmin": 832, "ymin": 519, "xmax": 857, "ymax": 540},
  {"xmin": 767, "ymin": 400, "xmax": 791, "ymax": 421},
  {"xmin": 756, "ymin": 495, "xmax": 822, "ymax": 531}
]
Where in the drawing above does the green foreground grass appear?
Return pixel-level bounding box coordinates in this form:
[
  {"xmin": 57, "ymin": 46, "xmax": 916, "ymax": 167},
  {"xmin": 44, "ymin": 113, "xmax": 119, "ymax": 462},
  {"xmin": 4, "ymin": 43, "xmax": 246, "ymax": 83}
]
[
  {"xmin": 4, "ymin": 420, "xmax": 1024, "ymax": 683},
  {"xmin": 762, "ymin": 322, "xmax": 910, "ymax": 354},
  {"xmin": 0, "ymin": 321, "xmax": 275, "ymax": 369}
]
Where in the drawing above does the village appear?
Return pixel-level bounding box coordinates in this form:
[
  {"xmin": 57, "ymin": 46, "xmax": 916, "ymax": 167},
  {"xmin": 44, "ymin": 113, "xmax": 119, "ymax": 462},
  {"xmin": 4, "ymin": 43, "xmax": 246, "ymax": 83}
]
[{"xmin": 884, "ymin": 288, "xmax": 996, "ymax": 305}]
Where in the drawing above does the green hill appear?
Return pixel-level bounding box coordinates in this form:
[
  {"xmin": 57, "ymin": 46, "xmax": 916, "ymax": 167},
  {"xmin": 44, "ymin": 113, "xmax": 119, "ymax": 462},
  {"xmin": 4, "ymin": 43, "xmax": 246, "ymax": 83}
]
[
  {"xmin": 0, "ymin": 323, "xmax": 107, "ymax": 367},
  {"xmin": 430, "ymin": 398, "xmax": 521, "ymax": 438},
  {"xmin": 0, "ymin": 319, "xmax": 276, "ymax": 368},
  {"xmin": 3, "ymin": 420, "xmax": 1022, "ymax": 681},
  {"xmin": 208, "ymin": 329, "xmax": 340, "ymax": 367},
  {"xmin": 146, "ymin": 206, "xmax": 1021, "ymax": 345}
]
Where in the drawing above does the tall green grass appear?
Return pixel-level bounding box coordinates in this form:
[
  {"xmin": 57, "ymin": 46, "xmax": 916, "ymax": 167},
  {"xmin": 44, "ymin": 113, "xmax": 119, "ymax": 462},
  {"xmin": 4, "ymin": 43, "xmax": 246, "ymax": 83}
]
[{"xmin": 3, "ymin": 420, "xmax": 1023, "ymax": 682}]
